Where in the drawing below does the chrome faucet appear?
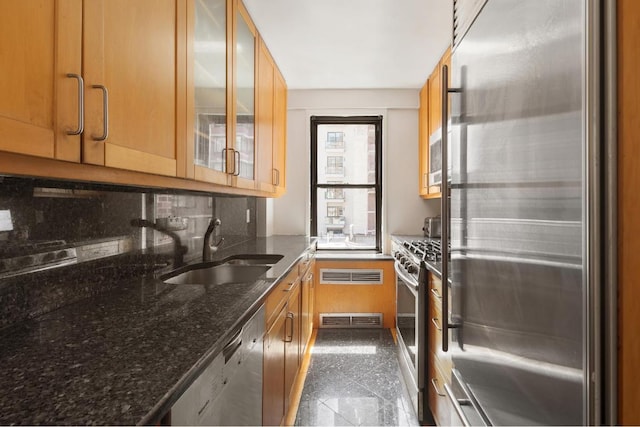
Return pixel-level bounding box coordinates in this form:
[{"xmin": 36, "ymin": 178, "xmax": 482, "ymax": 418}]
[{"xmin": 203, "ymin": 218, "xmax": 224, "ymax": 261}]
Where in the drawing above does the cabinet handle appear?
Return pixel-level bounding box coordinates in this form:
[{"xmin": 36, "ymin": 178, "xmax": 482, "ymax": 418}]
[
  {"xmin": 66, "ymin": 73, "xmax": 84, "ymax": 135},
  {"xmin": 283, "ymin": 281, "xmax": 295, "ymax": 292},
  {"xmin": 423, "ymin": 172, "xmax": 428, "ymax": 188},
  {"xmin": 431, "ymin": 288, "xmax": 441, "ymax": 299},
  {"xmin": 431, "ymin": 378, "xmax": 446, "ymax": 397},
  {"xmin": 92, "ymin": 85, "xmax": 109, "ymax": 141},
  {"xmin": 284, "ymin": 312, "xmax": 294, "ymax": 342},
  {"xmin": 233, "ymin": 149, "xmax": 240, "ymax": 176},
  {"xmin": 432, "ymin": 317, "xmax": 442, "ymax": 331}
]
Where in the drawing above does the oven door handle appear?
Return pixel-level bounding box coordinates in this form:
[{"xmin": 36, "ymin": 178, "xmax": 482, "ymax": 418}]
[{"xmin": 394, "ymin": 261, "xmax": 419, "ymax": 292}]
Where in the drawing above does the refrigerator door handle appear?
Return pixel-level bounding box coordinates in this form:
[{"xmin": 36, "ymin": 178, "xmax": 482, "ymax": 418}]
[{"xmin": 441, "ymin": 64, "xmax": 462, "ymax": 352}]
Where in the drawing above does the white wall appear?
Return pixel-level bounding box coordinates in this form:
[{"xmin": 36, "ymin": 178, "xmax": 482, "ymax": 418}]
[{"xmin": 269, "ymin": 89, "xmax": 440, "ymax": 252}]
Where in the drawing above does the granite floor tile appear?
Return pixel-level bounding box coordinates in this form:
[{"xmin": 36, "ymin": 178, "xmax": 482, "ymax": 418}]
[{"xmin": 295, "ymin": 328, "xmax": 420, "ymax": 427}]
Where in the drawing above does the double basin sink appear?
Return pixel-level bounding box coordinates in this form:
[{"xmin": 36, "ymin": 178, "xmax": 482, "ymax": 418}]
[{"xmin": 161, "ymin": 254, "xmax": 284, "ymax": 286}]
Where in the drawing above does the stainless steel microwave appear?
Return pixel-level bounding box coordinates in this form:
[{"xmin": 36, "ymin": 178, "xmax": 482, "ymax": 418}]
[
  {"xmin": 429, "ymin": 125, "xmax": 452, "ymax": 186},
  {"xmin": 429, "ymin": 128, "xmax": 442, "ymax": 186}
]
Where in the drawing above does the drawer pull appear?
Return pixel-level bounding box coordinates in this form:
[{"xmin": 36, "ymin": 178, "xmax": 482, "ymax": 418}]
[
  {"xmin": 431, "ymin": 378, "xmax": 446, "ymax": 397},
  {"xmin": 431, "ymin": 288, "xmax": 442, "ymax": 299},
  {"xmin": 432, "ymin": 317, "xmax": 442, "ymax": 331}
]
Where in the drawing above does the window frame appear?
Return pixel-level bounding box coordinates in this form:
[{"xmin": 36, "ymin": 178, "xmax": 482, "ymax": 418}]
[{"xmin": 310, "ymin": 115, "xmax": 383, "ymax": 252}]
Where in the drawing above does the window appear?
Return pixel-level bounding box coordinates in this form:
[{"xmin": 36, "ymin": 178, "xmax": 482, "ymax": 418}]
[
  {"xmin": 326, "ymin": 131, "xmax": 345, "ymax": 149},
  {"xmin": 311, "ymin": 116, "xmax": 382, "ymax": 251}
]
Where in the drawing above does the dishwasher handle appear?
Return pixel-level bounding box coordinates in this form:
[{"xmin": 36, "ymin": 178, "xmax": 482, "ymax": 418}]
[{"xmin": 223, "ymin": 329, "xmax": 243, "ymax": 363}]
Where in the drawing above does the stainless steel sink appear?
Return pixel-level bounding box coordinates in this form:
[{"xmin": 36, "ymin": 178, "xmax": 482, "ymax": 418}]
[
  {"xmin": 224, "ymin": 254, "xmax": 283, "ymax": 265},
  {"xmin": 163, "ymin": 264, "xmax": 271, "ymax": 286}
]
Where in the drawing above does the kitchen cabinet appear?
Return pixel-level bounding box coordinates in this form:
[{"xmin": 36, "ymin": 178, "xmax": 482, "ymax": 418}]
[
  {"xmin": 427, "ymin": 272, "xmax": 453, "ymax": 426},
  {"xmin": 283, "ymin": 280, "xmax": 301, "ymax": 415},
  {"xmin": 230, "ymin": 1, "xmax": 258, "ymax": 190},
  {"xmin": 263, "ymin": 303, "xmax": 288, "ymax": 426},
  {"xmin": 188, "ymin": 0, "xmax": 230, "ymax": 186},
  {"xmin": 418, "ymin": 82, "xmax": 430, "ymax": 196},
  {"xmin": 1, "ymin": 0, "xmax": 287, "ymax": 198},
  {"xmin": 300, "ymin": 260, "xmax": 315, "ymax": 354},
  {"xmin": 263, "ymin": 277, "xmax": 302, "ymax": 427},
  {"xmin": 272, "ymin": 68, "xmax": 287, "ymax": 195},
  {"xmin": 0, "ymin": 0, "xmax": 184, "ymax": 176},
  {"xmin": 256, "ymin": 38, "xmax": 276, "ymax": 193},
  {"xmin": 420, "ymin": 46, "xmax": 451, "ymax": 199},
  {"xmin": 0, "ymin": 0, "xmax": 82, "ymax": 161},
  {"xmin": 83, "ymin": 0, "xmax": 186, "ymax": 177},
  {"xmin": 255, "ymin": 35, "xmax": 288, "ymax": 195}
]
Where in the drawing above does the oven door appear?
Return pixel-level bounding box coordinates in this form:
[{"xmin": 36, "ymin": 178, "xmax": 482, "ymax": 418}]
[{"xmin": 396, "ymin": 261, "xmax": 419, "ymax": 373}]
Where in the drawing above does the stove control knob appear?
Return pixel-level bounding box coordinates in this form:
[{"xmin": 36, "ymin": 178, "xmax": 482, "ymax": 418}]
[{"xmin": 407, "ymin": 264, "xmax": 417, "ymax": 274}]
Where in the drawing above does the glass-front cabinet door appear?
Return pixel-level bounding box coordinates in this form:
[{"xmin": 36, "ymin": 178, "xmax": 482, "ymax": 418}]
[
  {"xmin": 233, "ymin": 2, "xmax": 256, "ymax": 189},
  {"xmin": 189, "ymin": 0, "xmax": 229, "ymax": 185}
]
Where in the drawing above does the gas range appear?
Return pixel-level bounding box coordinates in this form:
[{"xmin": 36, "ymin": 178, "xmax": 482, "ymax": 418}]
[
  {"xmin": 0, "ymin": 240, "xmax": 78, "ymax": 278},
  {"xmin": 392, "ymin": 237, "xmax": 442, "ymax": 281}
]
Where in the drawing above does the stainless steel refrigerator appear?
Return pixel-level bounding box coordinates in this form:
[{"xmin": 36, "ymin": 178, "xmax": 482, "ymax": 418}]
[{"xmin": 439, "ymin": 0, "xmax": 616, "ymax": 425}]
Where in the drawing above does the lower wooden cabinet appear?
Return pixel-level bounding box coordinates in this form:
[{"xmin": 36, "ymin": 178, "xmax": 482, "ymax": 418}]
[
  {"xmin": 284, "ymin": 282, "xmax": 301, "ymax": 415},
  {"xmin": 300, "ymin": 261, "xmax": 315, "ymax": 354},
  {"xmin": 262, "ymin": 271, "xmax": 304, "ymax": 426},
  {"xmin": 428, "ymin": 354, "xmax": 451, "ymax": 427},
  {"xmin": 428, "ymin": 271, "xmax": 453, "ymax": 426},
  {"xmin": 263, "ymin": 303, "xmax": 287, "ymax": 426}
]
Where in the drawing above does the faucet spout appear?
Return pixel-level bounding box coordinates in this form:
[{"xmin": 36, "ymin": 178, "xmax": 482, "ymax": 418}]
[
  {"xmin": 203, "ymin": 218, "xmax": 224, "ymax": 261},
  {"xmin": 130, "ymin": 218, "xmax": 187, "ymax": 268}
]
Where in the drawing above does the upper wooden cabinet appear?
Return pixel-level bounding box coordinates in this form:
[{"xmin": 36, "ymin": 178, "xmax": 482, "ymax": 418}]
[
  {"xmin": 419, "ymin": 46, "xmax": 451, "ymax": 199},
  {"xmin": 273, "ymin": 69, "xmax": 287, "ymax": 196},
  {"xmin": 418, "ymin": 82, "xmax": 430, "ymax": 196},
  {"xmin": 83, "ymin": 0, "xmax": 186, "ymax": 177},
  {"xmin": 256, "ymin": 38, "xmax": 287, "ymax": 195},
  {"xmin": 0, "ymin": 0, "xmax": 82, "ymax": 161},
  {"xmin": 0, "ymin": 0, "xmax": 184, "ymax": 176},
  {"xmin": 256, "ymin": 39, "xmax": 276, "ymax": 193},
  {"xmin": 187, "ymin": 0, "xmax": 230, "ymax": 186},
  {"xmin": 0, "ymin": 0, "xmax": 287, "ymax": 196},
  {"xmin": 232, "ymin": 1, "xmax": 258, "ymax": 190}
]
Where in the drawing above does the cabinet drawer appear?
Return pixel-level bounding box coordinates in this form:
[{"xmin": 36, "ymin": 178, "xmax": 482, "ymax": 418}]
[
  {"xmin": 428, "ymin": 353, "xmax": 452, "ymax": 426},
  {"xmin": 266, "ymin": 266, "xmax": 300, "ymax": 326},
  {"xmin": 429, "ymin": 291, "xmax": 452, "ymax": 375},
  {"xmin": 429, "ymin": 273, "xmax": 443, "ymax": 300}
]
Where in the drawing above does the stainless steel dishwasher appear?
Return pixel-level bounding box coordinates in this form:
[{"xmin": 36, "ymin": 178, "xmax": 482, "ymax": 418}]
[
  {"xmin": 220, "ymin": 304, "xmax": 265, "ymax": 426},
  {"xmin": 171, "ymin": 304, "xmax": 265, "ymax": 426}
]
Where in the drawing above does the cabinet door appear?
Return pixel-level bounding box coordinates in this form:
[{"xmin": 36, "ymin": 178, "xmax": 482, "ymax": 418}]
[
  {"xmin": 231, "ymin": 1, "xmax": 257, "ymax": 189},
  {"xmin": 263, "ymin": 305, "xmax": 286, "ymax": 427},
  {"xmin": 418, "ymin": 82, "xmax": 430, "ymax": 196},
  {"xmin": 284, "ymin": 282, "xmax": 301, "ymax": 414},
  {"xmin": 301, "ymin": 271, "xmax": 311, "ymax": 352},
  {"xmin": 0, "ymin": 0, "xmax": 82, "ymax": 161},
  {"xmin": 272, "ymin": 69, "xmax": 287, "ymax": 195},
  {"xmin": 83, "ymin": 0, "xmax": 186, "ymax": 177},
  {"xmin": 256, "ymin": 38, "xmax": 275, "ymax": 192},
  {"xmin": 188, "ymin": 0, "xmax": 231, "ymax": 185},
  {"xmin": 428, "ymin": 66, "xmax": 441, "ymax": 138}
]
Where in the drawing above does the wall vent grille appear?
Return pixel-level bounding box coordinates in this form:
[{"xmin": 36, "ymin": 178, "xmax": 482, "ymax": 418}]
[
  {"xmin": 319, "ymin": 313, "xmax": 383, "ymax": 328},
  {"xmin": 319, "ymin": 269, "xmax": 383, "ymax": 285},
  {"xmin": 453, "ymin": 0, "xmax": 487, "ymax": 48}
]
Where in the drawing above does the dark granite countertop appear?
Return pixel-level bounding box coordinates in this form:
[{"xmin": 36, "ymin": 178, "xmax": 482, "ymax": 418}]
[{"xmin": 0, "ymin": 235, "xmax": 315, "ymax": 425}]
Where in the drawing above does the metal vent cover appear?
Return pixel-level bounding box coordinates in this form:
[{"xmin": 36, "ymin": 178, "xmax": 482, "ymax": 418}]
[
  {"xmin": 453, "ymin": 0, "xmax": 487, "ymax": 48},
  {"xmin": 319, "ymin": 313, "xmax": 383, "ymax": 328},
  {"xmin": 319, "ymin": 269, "xmax": 383, "ymax": 285}
]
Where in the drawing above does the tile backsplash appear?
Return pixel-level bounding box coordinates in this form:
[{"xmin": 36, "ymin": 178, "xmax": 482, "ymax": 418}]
[{"xmin": 0, "ymin": 177, "xmax": 258, "ymax": 331}]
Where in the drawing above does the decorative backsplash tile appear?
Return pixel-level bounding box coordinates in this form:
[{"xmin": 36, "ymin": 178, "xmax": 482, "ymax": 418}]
[{"xmin": 0, "ymin": 177, "xmax": 258, "ymax": 331}]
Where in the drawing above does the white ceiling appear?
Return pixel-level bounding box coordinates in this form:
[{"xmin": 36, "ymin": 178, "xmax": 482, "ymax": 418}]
[{"xmin": 243, "ymin": 0, "xmax": 453, "ymax": 90}]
